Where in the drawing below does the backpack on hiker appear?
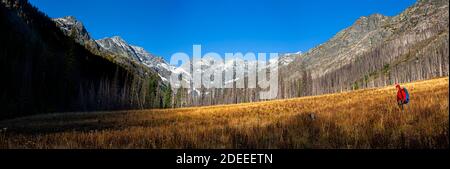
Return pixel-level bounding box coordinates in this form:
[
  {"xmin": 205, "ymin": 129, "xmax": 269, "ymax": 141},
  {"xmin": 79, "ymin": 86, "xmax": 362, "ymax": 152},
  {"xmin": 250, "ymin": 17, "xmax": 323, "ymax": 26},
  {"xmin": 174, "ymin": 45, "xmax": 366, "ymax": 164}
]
[{"xmin": 403, "ymin": 88, "xmax": 410, "ymax": 104}]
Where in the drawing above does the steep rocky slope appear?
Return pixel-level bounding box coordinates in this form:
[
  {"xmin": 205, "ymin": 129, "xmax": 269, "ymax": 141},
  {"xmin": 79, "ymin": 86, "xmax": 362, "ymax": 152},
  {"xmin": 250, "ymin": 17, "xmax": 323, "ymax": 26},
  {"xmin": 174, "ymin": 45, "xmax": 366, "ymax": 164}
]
[{"xmin": 280, "ymin": 0, "xmax": 449, "ymax": 96}]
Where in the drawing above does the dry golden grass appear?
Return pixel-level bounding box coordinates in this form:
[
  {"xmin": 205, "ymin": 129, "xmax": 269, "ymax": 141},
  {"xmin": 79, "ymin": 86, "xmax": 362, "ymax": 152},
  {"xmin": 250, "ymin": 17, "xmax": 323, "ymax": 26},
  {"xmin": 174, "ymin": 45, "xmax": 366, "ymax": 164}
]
[{"xmin": 0, "ymin": 77, "xmax": 448, "ymax": 149}]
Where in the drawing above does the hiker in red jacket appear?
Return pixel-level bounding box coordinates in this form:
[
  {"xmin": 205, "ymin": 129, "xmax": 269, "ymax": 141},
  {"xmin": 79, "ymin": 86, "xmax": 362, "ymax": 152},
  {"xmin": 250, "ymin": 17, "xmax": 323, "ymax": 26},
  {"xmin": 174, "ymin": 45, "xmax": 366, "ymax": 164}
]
[{"xmin": 396, "ymin": 84, "xmax": 409, "ymax": 110}]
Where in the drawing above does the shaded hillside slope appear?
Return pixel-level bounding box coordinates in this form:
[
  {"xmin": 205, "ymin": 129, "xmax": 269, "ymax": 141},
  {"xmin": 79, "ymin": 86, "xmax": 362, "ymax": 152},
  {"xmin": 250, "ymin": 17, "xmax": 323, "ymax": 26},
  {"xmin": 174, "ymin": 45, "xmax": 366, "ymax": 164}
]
[{"xmin": 0, "ymin": 0, "xmax": 168, "ymax": 120}]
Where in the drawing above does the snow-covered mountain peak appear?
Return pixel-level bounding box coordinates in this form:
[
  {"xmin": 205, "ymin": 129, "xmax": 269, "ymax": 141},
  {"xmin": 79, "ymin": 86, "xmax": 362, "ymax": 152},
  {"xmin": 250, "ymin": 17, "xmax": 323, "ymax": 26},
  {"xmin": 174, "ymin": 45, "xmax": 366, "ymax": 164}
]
[
  {"xmin": 53, "ymin": 16, "xmax": 97, "ymax": 47},
  {"xmin": 54, "ymin": 16, "xmax": 78, "ymax": 25}
]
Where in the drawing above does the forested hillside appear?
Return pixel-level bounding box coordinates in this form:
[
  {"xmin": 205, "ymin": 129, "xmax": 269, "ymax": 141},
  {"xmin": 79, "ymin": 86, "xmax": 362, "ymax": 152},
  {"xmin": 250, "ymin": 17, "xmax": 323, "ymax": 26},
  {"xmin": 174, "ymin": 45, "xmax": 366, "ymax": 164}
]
[
  {"xmin": 0, "ymin": 0, "xmax": 170, "ymax": 120},
  {"xmin": 280, "ymin": 0, "xmax": 449, "ymax": 96}
]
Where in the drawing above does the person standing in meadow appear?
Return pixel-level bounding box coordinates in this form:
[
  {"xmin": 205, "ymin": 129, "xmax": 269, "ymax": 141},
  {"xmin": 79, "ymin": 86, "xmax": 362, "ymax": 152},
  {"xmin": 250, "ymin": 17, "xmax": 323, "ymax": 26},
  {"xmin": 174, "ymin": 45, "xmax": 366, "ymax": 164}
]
[{"xmin": 396, "ymin": 84, "xmax": 410, "ymax": 110}]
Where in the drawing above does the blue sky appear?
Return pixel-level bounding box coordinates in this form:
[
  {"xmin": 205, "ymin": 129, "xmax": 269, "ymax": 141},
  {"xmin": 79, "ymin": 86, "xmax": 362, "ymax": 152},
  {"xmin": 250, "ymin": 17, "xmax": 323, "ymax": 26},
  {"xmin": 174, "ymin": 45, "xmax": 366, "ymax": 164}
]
[{"xmin": 29, "ymin": 0, "xmax": 416, "ymax": 61}]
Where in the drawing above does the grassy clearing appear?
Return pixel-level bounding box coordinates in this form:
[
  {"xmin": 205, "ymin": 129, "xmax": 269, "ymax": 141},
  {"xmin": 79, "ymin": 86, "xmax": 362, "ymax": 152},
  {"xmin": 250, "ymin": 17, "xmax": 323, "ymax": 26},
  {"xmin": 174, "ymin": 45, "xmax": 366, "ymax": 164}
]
[{"xmin": 0, "ymin": 77, "xmax": 448, "ymax": 149}]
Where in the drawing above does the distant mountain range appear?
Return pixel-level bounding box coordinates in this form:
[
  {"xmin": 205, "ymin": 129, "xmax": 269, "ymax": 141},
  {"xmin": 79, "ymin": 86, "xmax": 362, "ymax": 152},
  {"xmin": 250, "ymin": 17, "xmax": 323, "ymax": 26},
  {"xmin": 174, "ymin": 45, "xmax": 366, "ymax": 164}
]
[
  {"xmin": 52, "ymin": 16, "xmax": 299, "ymax": 97},
  {"xmin": 53, "ymin": 16, "xmax": 174, "ymax": 81},
  {"xmin": 51, "ymin": 0, "xmax": 449, "ymax": 107}
]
